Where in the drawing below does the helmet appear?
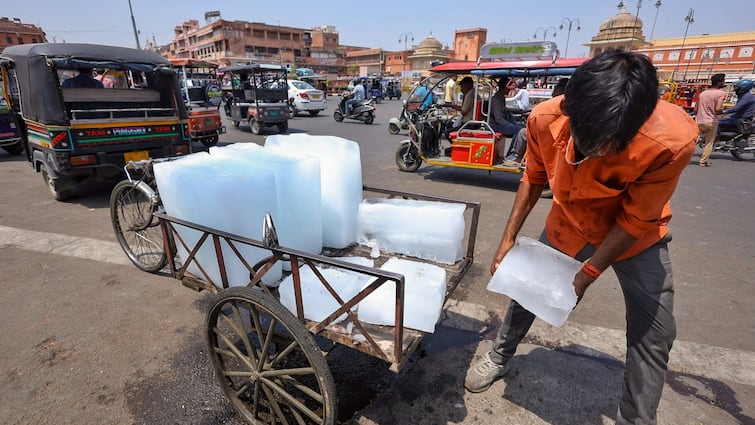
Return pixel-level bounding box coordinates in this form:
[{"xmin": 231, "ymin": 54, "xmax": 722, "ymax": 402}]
[{"xmin": 733, "ymin": 79, "xmax": 753, "ymax": 93}]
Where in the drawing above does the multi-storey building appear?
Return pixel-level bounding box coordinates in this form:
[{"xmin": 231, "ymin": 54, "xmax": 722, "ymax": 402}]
[
  {"xmin": 0, "ymin": 17, "xmax": 46, "ymax": 51},
  {"xmin": 168, "ymin": 15, "xmax": 348, "ymax": 75},
  {"xmin": 453, "ymin": 28, "xmax": 487, "ymax": 62}
]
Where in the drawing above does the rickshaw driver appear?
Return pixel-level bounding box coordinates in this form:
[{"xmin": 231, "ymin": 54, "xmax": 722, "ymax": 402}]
[{"xmin": 465, "ymin": 50, "xmax": 698, "ymax": 425}]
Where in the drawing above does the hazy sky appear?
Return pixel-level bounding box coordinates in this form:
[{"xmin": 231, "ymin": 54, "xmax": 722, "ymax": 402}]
[{"xmin": 5, "ymin": 0, "xmax": 753, "ymax": 57}]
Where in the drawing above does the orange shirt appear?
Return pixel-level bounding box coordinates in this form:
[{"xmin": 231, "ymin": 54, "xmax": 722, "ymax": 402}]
[{"xmin": 522, "ymin": 98, "xmax": 698, "ymax": 260}]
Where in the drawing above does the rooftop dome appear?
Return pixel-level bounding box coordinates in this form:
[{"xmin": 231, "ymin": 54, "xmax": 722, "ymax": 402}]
[
  {"xmin": 600, "ymin": 4, "xmax": 643, "ymax": 32},
  {"xmin": 418, "ymin": 34, "xmax": 443, "ymax": 50}
]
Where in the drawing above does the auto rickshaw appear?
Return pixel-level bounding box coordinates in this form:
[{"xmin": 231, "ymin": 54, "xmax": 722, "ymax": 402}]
[
  {"xmin": 382, "ymin": 77, "xmax": 402, "ymax": 100},
  {"xmin": 0, "ymin": 43, "xmax": 191, "ymax": 201},
  {"xmin": 219, "ymin": 64, "xmax": 289, "ymax": 135},
  {"xmin": 171, "ymin": 59, "xmax": 226, "ymax": 148}
]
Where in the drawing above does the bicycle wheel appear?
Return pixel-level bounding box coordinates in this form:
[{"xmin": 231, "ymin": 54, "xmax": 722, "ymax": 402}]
[
  {"xmin": 206, "ymin": 287, "xmax": 337, "ymax": 425},
  {"xmin": 110, "ymin": 179, "xmax": 167, "ymax": 273}
]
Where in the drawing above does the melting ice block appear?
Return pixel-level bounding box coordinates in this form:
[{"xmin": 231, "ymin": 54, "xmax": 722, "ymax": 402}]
[
  {"xmin": 356, "ymin": 198, "xmax": 466, "ymax": 265},
  {"xmin": 487, "ymin": 236, "xmax": 580, "ymax": 327},
  {"xmin": 265, "ymin": 134, "xmax": 362, "ymax": 249},
  {"xmin": 209, "ymin": 143, "xmax": 323, "ymax": 255},
  {"xmin": 154, "ymin": 151, "xmax": 282, "ymax": 287},
  {"xmin": 278, "ymin": 257, "xmax": 374, "ymax": 323},
  {"xmin": 358, "ymin": 257, "xmax": 446, "ymax": 333}
]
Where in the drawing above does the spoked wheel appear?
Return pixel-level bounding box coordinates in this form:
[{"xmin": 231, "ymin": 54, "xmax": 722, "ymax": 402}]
[
  {"xmin": 206, "ymin": 287, "xmax": 337, "ymax": 425},
  {"xmin": 110, "ymin": 180, "xmax": 167, "ymax": 273},
  {"xmin": 395, "ymin": 143, "xmax": 421, "ymax": 172}
]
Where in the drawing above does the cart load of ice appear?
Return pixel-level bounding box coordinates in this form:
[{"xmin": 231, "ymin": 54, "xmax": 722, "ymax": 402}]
[{"xmin": 153, "ymin": 134, "xmax": 473, "ymax": 334}]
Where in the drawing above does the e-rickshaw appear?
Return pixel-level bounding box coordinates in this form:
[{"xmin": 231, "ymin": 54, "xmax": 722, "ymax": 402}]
[
  {"xmin": 219, "ymin": 64, "xmax": 289, "ymax": 135},
  {"xmin": 395, "ymin": 42, "xmax": 586, "ymax": 192},
  {"xmin": 0, "ymin": 43, "xmax": 191, "ymax": 201},
  {"xmin": 382, "ymin": 77, "xmax": 402, "ymax": 100},
  {"xmin": 171, "ymin": 59, "xmax": 226, "ymax": 148},
  {"xmin": 0, "ymin": 71, "xmax": 23, "ymax": 155}
]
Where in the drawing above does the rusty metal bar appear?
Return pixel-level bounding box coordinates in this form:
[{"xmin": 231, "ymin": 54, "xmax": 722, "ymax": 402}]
[{"xmin": 212, "ymin": 234, "xmax": 229, "ymax": 289}]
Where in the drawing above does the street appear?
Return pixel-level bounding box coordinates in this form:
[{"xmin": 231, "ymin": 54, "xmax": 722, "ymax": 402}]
[{"xmin": 1, "ymin": 97, "xmax": 754, "ymax": 424}]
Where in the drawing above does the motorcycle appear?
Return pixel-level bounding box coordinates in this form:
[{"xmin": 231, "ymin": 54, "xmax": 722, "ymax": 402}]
[
  {"xmin": 697, "ymin": 117, "xmax": 755, "ymax": 160},
  {"xmin": 333, "ymin": 92, "xmax": 376, "ymax": 124}
]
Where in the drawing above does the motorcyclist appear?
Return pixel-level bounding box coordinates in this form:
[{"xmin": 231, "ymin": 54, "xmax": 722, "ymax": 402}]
[
  {"xmin": 345, "ymin": 79, "xmax": 365, "ymax": 115},
  {"xmin": 718, "ymin": 79, "xmax": 755, "ymax": 136}
]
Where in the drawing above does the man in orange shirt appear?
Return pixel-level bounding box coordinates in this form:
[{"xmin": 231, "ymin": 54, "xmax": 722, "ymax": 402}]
[{"xmin": 464, "ymin": 50, "xmax": 698, "ymax": 425}]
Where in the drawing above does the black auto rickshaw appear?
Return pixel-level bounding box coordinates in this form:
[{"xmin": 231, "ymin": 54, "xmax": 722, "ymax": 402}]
[
  {"xmin": 219, "ymin": 64, "xmax": 289, "ymax": 135},
  {"xmin": 382, "ymin": 77, "xmax": 402, "ymax": 100},
  {"xmin": 0, "ymin": 43, "xmax": 191, "ymax": 200}
]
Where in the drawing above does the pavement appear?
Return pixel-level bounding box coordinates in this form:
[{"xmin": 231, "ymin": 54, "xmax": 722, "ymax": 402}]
[{"xmin": 2, "ymin": 223, "xmax": 753, "ymax": 424}]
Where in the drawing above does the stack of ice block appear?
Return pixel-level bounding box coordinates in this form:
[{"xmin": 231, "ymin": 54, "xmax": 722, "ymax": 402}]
[
  {"xmin": 265, "ymin": 134, "xmax": 362, "ymax": 249},
  {"xmin": 154, "ymin": 151, "xmax": 282, "ymax": 287},
  {"xmin": 358, "ymin": 257, "xmax": 447, "ymax": 333},
  {"xmin": 356, "ymin": 198, "xmax": 466, "ymax": 264},
  {"xmin": 487, "ymin": 236, "xmax": 580, "ymax": 327},
  {"xmin": 278, "ymin": 256, "xmax": 374, "ymax": 323}
]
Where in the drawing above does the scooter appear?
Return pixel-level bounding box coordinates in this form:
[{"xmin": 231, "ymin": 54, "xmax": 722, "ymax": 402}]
[
  {"xmin": 334, "ymin": 92, "xmax": 376, "ymax": 124},
  {"xmin": 697, "ymin": 117, "xmax": 755, "ymax": 160},
  {"xmin": 388, "ymin": 102, "xmax": 412, "ymax": 135}
]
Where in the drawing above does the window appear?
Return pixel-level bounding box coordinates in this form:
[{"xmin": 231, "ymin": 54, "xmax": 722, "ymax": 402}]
[
  {"xmin": 668, "ymin": 51, "xmax": 680, "ymax": 61},
  {"xmin": 6, "ymin": 36, "xmax": 12, "ymax": 44},
  {"xmin": 738, "ymin": 47, "xmax": 753, "ymax": 58},
  {"xmin": 684, "ymin": 50, "xmax": 695, "ymax": 60},
  {"xmin": 653, "ymin": 52, "xmax": 664, "ymax": 61}
]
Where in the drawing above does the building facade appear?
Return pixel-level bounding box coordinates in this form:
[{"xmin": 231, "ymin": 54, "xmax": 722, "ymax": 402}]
[
  {"xmin": 636, "ymin": 32, "xmax": 755, "ymax": 83},
  {"xmin": 0, "ymin": 17, "xmax": 46, "ymax": 51},
  {"xmin": 168, "ymin": 15, "xmax": 348, "ymax": 75},
  {"xmin": 454, "ymin": 28, "xmax": 487, "ymax": 62}
]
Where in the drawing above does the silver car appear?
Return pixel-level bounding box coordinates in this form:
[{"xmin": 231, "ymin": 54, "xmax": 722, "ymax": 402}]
[{"xmin": 288, "ymin": 80, "xmax": 326, "ymax": 117}]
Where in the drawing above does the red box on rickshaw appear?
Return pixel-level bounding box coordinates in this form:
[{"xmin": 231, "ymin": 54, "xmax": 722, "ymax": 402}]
[{"xmin": 450, "ymin": 130, "xmax": 501, "ymax": 165}]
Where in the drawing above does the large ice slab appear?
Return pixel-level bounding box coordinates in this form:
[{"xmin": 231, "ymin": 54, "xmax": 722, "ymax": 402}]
[
  {"xmin": 358, "ymin": 257, "xmax": 447, "ymax": 333},
  {"xmin": 487, "ymin": 236, "xmax": 580, "ymax": 327},
  {"xmin": 264, "ymin": 134, "xmax": 362, "ymax": 249},
  {"xmin": 356, "ymin": 198, "xmax": 466, "ymax": 264},
  {"xmin": 278, "ymin": 257, "xmax": 374, "ymax": 323},
  {"xmin": 209, "ymin": 143, "xmax": 323, "ymax": 255},
  {"xmin": 154, "ymin": 151, "xmax": 282, "ymax": 287}
]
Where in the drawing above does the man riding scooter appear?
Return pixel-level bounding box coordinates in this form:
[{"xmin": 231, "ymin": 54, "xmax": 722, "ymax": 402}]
[
  {"xmin": 718, "ymin": 79, "xmax": 755, "ymax": 138},
  {"xmin": 345, "ymin": 79, "xmax": 366, "ymax": 115}
]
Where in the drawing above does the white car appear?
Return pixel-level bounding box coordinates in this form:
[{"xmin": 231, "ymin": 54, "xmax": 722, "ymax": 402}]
[{"xmin": 287, "ymin": 80, "xmax": 326, "ymax": 117}]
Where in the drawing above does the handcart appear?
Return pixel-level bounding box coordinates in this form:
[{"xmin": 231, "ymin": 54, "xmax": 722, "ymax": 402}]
[{"xmin": 114, "ymin": 175, "xmax": 480, "ymax": 424}]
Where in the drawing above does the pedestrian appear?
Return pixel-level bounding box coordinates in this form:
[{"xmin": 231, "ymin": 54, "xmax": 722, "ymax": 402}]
[
  {"xmin": 695, "ymin": 73, "xmax": 726, "ymax": 167},
  {"xmin": 464, "ymin": 49, "xmax": 698, "ymax": 425}
]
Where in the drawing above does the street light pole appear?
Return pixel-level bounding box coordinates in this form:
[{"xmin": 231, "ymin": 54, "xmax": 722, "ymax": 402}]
[
  {"xmin": 674, "ymin": 8, "xmax": 694, "ymax": 81},
  {"xmin": 558, "ymin": 18, "xmax": 581, "ymax": 57},
  {"xmin": 649, "ymin": 0, "xmax": 662, "ymax": 41},
  {"xmin": 128, "ymin": 0, "xmax": 141, "ymax": 49},
  {"xmin": 533, "ymin": 26, "xmax": 557, "ymax": 41},
  {"xmin": 695, "ymin": 48, "xmax": 708, "ymax": 81},
  {"xmin": 398, "ymin": 33, "xmax": 414, "ymax": 80}
]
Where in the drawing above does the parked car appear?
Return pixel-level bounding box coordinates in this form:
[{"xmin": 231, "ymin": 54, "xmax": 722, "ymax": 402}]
[{"xmin": 287, "ymin": 80, "xmax": 326, "ymax": 117}]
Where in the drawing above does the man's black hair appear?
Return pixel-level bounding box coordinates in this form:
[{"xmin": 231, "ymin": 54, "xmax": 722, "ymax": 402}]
[
  {"xmin": 711, "ymin": 73, "xmax": 725, "ymax": 86},
  {"xmin": 563, "ymin": 49, "xmax": 658, "ymax": 156}
]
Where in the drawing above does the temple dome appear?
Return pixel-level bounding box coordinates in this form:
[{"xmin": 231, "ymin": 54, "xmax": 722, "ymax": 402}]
[
  {"xmin": 417, "ymin": 34, "xmax": 443, "ymax": 50},
  {"xmin": 600, "ymin": 5, "xmax": 643, "ymax": 32}
]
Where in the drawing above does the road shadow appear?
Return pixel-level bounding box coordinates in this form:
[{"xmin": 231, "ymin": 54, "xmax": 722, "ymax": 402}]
[{"xmin": 417, "ymin": 165, "xmax": 523, "ymax": 193}]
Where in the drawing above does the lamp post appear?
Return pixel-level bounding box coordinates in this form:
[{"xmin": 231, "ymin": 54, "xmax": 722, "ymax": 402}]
[
  {"xmin": 533, "ymin": 26, "xmax": 557, "ymax": 41},
  {"xmin": 696, "ymin": 48, "xmax": 709, "ymax": 81},
  {"xmin": 128, "ymin": 0, "xmax": 141, "ymax": 49},
  {"xmin": 558, "ymin": 18, "xmax": 581, "ymax": 57},
  {"xmin": 674, "ymin": 8, "xmax": 694, "ymax": 81},
  {"xmin": 649, "ymin": 0, "xmax": 662, "ymax": 41},
  {"xmin": 398, "ymin": 32, "xmax": 414, "ymax": 81},
  {"xmin": 51, "ymin": 34, "xmax": 66, "ymax": 43}
]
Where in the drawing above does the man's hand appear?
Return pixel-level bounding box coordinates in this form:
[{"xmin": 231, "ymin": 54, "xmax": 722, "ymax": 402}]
[
  {"xmin": 572, "ymin": 270, "xmax": 595, "ymax": 303},
  {"xmin": 490, "ymin": 239, "xmax": 515, "ymax": 275}
]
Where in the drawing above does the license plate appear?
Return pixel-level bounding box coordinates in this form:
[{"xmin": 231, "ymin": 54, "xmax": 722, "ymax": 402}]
[
  {"xmin": 269, "ymin": 110, "xmax": 279, "ymax": 116},
  {"xmin": 124, "ymin": 150, "xmax": 149, "ymax": 163},
  {"xmin": 311, "ymin": 95, "xmax": 321, "ymax": 100}
]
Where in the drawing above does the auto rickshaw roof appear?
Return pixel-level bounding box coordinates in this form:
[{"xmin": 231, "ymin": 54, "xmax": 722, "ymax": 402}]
[
  {"xmin": 1, "ymin": 43, "xmax": 172, "ymax": 68},
  {"xmin": 430, "ymin": 57, "xmax": 588, "ymax": 75}
]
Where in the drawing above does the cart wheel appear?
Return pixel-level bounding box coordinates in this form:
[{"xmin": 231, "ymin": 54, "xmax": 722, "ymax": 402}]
[
  {"xmin": 206, "ymin": 287, "xmax": 337, "ymax": 425},
  {"xmin": 110, "ymin": 180, "xmax": 167, "ymax": 273},
  {"xmin": 250, "ymin": 119, "xmax": 262, "ymax": 135},
  {"xmin": 395, "ymin": 143, "xmax": 421, "ymax": 172}
]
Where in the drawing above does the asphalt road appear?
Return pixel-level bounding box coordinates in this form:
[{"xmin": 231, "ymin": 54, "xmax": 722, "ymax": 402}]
[{"xmin": 1, "ymin": 97, "xmax": 753, "ymax": 424}]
